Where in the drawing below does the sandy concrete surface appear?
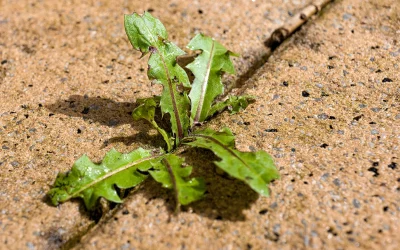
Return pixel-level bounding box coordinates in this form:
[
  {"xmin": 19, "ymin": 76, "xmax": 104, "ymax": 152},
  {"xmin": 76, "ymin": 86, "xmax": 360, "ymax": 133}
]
[{"xmin": 0, "ymin": 0, "xmax": 399, "ymax": 249}]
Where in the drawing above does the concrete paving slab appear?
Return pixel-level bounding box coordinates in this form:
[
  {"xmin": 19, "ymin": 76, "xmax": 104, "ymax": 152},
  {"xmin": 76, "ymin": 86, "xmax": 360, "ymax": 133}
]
[
  {"xmin": 0, "ymin": 0, "xmax": 314, "ymax": 249},
  {"xmin": 77, "ymin": 0, "xmax": 400, "ymax": 249}
]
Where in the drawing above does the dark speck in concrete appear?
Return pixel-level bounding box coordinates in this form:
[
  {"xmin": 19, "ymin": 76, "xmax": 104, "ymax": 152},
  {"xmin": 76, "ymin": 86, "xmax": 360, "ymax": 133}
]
[
  {"xmin": 108, "ymin": 120, "xmax": 119, "ymax": 126},
  {"xmin": 368, "ymin": 166, "xmax": 379, "ymax": 177},
  {"xmin": 388, "ymin": 162, "xmax": 397, "ymax": 170},
  {"xmin": 81, "ymin": 107, "xmax": 90, "ymax": 114},
  {"xmin": 302, "ymin": 91, "xmax": 310, "ymax": 97},
  {"xmin": 382, "ymin": 78, "xmax": 393, "ymax": 82}
]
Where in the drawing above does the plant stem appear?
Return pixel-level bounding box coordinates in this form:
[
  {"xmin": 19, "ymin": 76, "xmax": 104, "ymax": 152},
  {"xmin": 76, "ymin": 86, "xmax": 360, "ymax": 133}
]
[{"xmin": 162, "ymin": 158, "xmax": 180, "ymax": 213}]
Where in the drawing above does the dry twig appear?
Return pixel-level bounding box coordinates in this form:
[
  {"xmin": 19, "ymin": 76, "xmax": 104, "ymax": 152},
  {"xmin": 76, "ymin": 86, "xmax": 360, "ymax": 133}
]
[{"xmin": 265, "ymin": 0, "xmax": 334, "ymax": 48}]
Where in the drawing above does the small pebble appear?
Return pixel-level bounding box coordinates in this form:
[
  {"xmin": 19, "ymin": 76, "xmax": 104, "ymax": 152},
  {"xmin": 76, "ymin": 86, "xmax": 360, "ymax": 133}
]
[
  {"xmin": 317, "ymin": 113, "xmax": 328, "ymax": 120},
  {"xmin": 371, "ymin": 107, "xmax": 381, "ymax": 112},
  {"xmin": 343, "ymin": 13, "xmax": 353, "ymax": 20},
  {"xmin": 10, "ymin": 161, "xmax": 19, "ymax": 167},
  {"xmin": 321, "ymin": 173, "xmax": 330, "ymax": 181},
  {"xmin": 333, "ymin": 178, "xmax": 341, "ymax": 187},
  {"xmin": 371, "ymin": 129, "xmax": 379, "ymax": 135},
  {"xmin": 353, "ymin": 199, "xmax": 361, "ymax": 208},
  {"xmin": 273, "ymin": 224, "xmax": 281, "ymax": 234},
  {"xmin": 26, "ymin": 242, "xmax": 35, "ymax": 250}
]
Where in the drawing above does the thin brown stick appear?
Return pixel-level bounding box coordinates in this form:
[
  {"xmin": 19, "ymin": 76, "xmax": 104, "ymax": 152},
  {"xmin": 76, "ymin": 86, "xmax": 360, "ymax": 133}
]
[{"xmin": 265, "ymin": 0, "xmax": 334, "ymax": 48}]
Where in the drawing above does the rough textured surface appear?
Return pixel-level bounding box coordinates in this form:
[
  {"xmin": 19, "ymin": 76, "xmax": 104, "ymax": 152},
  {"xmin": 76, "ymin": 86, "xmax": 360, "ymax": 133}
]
[{"xmin": 0, "ymin": 0, "xmax": 399, "ymax": 249}]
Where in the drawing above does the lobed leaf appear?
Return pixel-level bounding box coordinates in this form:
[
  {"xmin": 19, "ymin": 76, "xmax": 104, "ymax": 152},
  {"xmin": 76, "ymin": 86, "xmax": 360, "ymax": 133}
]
[
  {"xmin": 125, "ymin": 12, "xmax": 190, "ymax": 144},
  {"xmin": 132, "ymin": 96, "xmax": 172, "ymax": 151},
  {"xmin": 209, "ymin": 95, "xmax": 255, "ymax": 117},
  {"xmin": 148, "ymin": 154, "xmax": 206, "ymax": 206},
  {"xmin": 47, "ymin": 148, "xmax": 159, "ymax": 209},
  {"xmin": 185, "ymin": 128, "xmax": 279, "ymax": 196},
  {"xmin": 186, "ymin": 34, "xmax": 237, "ymax": 125}
]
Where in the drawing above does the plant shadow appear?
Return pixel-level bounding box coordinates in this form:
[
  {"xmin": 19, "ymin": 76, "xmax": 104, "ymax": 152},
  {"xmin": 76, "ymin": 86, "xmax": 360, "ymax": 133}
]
[
  {"xmin": 137, "ymin": 148, "xmax": 259, "ymax": 222},
  {"xmin": 46, "ymin": 95, "xmax": 169, "ymax": 149},
  {"xmin": 46, "ymin": 95, "xmax": 138, "ymax": 127}
]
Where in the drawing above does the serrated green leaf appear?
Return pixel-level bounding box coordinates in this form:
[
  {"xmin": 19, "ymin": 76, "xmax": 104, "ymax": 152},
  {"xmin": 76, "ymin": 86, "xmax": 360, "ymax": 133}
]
[
  {"xmin": 124, "ymin": 12, "xmax": 190, "ymax": 144},
  {"xmin": 186, "ymin": 34, "xmax": 237, "ymax": 125},
  {"xmin": 208, "ymin": 95, "xmax": 255, "ymax": 117},
  {"xmin": 149, "ymin": 154, "xmax": 205, "ymax": 206},
  {"xmin": 185, "ymin": 128, "xmax": 279, "ymax": 196},
  {"xmin": 47, "ymin": 148, "xmax": 159, "ymax": 209},
  {"xmin": 132, "ymin": 96, "xmax": 172, "ymax": 151}
]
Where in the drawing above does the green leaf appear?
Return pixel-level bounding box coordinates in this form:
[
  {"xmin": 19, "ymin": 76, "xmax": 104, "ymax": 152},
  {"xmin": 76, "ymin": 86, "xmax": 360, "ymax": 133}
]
[
  {"xmin": 47, "ymin": 148, "xmax": 159, "ymax": 209},
  {"xmin": 132, "ymin": 96, "xmax": 172, "ymax": 151},
  {"xmin": 186, "ymin": 34, "xmax": 237, "ymax": 125},
  {"xmin": 209, "ymin": 95, "xmax": 255, "ymax": 117},
  {"xmin": 149, "ymin": 154, "xmax": 206, "ymax": 206},
  {"xmin": 124, "ymin": 12, "xmax": 190, "ymax": 144},
  {"xmin": 185, "ymin": 128, "xmax": 279, "ymax": 196}
]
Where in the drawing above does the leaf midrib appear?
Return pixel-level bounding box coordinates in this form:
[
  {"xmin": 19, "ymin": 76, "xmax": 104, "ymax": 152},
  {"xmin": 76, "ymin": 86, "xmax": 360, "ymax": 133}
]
[
  {"xmin": 194, "ymin": 40, "xmax": 215, "ymax": 123},
  {"xmin": 158, "ymin": 53, "xmax": 184, "ymax": 140},
  {"xmin": 187, "ymin": 134, "xmax": 267, "ymax": 182},
  {"xmin": 140, "ymin": 14, "xmax": 184, "ymax": 141},
  {"xmin": 64, "ymin": 154, "xmax": 161, "ymax": 201}
]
